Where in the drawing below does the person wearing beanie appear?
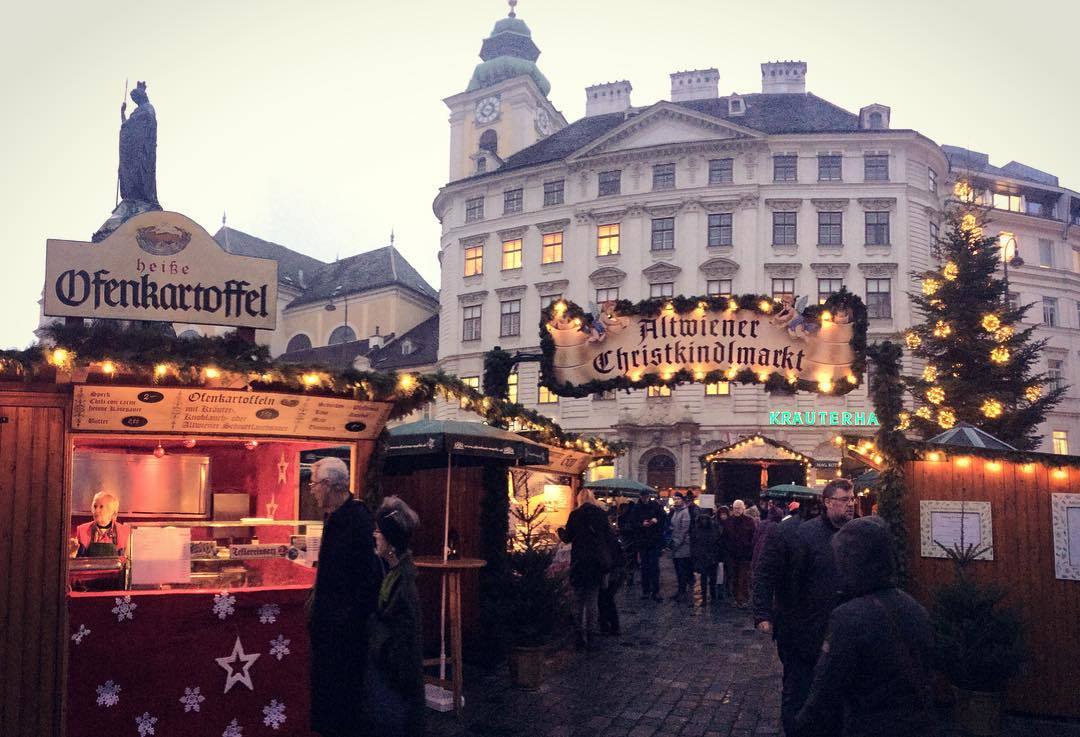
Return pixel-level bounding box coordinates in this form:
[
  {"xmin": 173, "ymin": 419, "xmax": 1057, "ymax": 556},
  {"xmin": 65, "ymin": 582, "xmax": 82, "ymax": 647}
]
[{"xmin": 366, "ymin": 496, "xmax": 424, "ymax": 737}]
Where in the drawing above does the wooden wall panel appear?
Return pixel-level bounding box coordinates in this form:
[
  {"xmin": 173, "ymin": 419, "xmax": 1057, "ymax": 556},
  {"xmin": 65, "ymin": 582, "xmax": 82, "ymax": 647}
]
[
  {"xmin": 0, "ymin": 392, "xmax": 69, "ymax": 737},
  {"xmin": 903, "ymin": 458, "xmax": 1080, "ymax": 718}
]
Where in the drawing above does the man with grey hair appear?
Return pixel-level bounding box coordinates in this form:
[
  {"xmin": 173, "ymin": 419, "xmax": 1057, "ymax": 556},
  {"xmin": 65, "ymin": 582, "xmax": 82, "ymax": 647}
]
[{"xmin": 307, "ymin": 456, "xmax": 382, "ymax": 737}]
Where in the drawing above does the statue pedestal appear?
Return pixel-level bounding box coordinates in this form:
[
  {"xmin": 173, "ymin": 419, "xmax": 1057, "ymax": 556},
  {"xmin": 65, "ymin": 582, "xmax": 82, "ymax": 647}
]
[{"xmin": 92, "ymin": 199, "xmax": 162, "ymax": 242}]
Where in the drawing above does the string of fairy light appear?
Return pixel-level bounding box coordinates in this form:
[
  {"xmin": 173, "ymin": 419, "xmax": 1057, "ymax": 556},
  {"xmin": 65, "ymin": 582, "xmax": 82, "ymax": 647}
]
[{"xmin": 840, "ymin": 434, "xmax": 1072, "ymax": 480}]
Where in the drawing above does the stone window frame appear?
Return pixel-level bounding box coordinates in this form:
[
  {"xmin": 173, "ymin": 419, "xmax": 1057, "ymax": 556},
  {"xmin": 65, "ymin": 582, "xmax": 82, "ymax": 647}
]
[
  {"xmin": 598, "ymin": 170, "xmax": 622, "ymax": 197},
  {"xmin": 865, "ymin": 211, "xmax": 891, "ymax": 246},
  {"xmin": 818, "ymin": 211, "xmax": 843, "ymax": 246},
  {"xmin": 651, "ymin": 217, "xmax": 676, "ymax": 251},
  {"xmin": 652, "ymin": 162, "xmax": 676, "ymax": 190},
  {"xmin": 708, "ymin": 158, "xmax": 734, "ymax": 185},
  {"xmin": 499, "ymin": 298, "xmax": 522, "ymax": 337},
  {"xmin": 503, "ymin": 187, "xmax": 524, "ymax": 215},
  {"xmin": 707, "ymin": 212, "xmax": 733, "ymax": 247},
  {"xmin": 461, "ymin": 304, "xmax": 483, "ymax": 341},
  {"xmin": 465, "ymin": 196, "xmax": 484, "ymax": 223},
  {"xmin": 773, "ymin": 154, "xmax": 798, "ymax": 182},
  {"xmin": 863, "ymin": 153, "xmax": 890, "ymax": 182},
  {"xmin": 543, "ymin": 179, "xmax": 565, "ymax": 207},
  {"xmin": 501, "ymin": 237, "xmax": 523, "ymax": 271},
  {"xmin": 649, "ymin": 282, "xmax": 675, "ymax": 299},
  {"xmin": 597, "ymin": 222, "xmax": 621, "ymax": 256},
  {"xmin": 865, "ymin": 277, "xmax": 892, "ymax": 319},
  {"xmin": 817, "ymin": 153, "xmax": 843, "ymax": 181},
  {"xmin": 772, "ymin": 211, "xmax": 797, "ymax": 246}
]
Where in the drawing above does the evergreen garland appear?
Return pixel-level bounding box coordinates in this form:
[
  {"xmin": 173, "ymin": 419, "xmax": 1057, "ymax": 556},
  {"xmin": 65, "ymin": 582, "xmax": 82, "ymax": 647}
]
[
  {"xmin": 903, "ymin": 202, "xmax": 1065, "ymax": 450},
  {"xmin": 482, "ymin": 346, "xmax": 514, "ymax": 402},
  {"xmin": 476, "ymin": 462, "xmax": 512, "ymax": 664},
  {"xmin": 538, "ymin": 290, "xmax": 868, "ymax": 399}
]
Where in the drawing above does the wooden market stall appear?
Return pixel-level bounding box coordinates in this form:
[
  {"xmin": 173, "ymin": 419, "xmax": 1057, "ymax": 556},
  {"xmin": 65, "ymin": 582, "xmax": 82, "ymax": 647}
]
[{"xmin": 700, "ymin": 434, "xmax": 814, "ymax": 507}]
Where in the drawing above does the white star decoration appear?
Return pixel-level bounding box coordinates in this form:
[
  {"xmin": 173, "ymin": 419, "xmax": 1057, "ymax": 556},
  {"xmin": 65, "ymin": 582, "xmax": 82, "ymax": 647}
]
[
  {"xmin": 215, "ymin": 637, "xmax": 261, "ymax": 694},
  {"xmin": 277, "ymin": 453, "xmax": 289, "ymax": 484}
]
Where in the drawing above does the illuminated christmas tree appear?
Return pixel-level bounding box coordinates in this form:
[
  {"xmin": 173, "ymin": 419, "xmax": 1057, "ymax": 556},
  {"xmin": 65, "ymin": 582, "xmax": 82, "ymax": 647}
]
[{"xmin": 902, "ymin": 197, "xmax": 1064, "ymax": 449}]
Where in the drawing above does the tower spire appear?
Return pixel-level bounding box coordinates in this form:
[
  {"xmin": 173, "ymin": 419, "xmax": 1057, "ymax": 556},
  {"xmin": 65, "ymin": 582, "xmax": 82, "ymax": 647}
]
[{"xmin": 508, "ymin": 0, "xmax": 517, "ymax": 18}]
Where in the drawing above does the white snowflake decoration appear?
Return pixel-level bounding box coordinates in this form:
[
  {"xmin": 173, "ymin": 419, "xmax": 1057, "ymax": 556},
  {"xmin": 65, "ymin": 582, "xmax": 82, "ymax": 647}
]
[
  {"xmin": 269, "ymin": 635, "xmax": 291, "ymax": 661},
  {"xmin": 95, "ymin": 680, "xmax": 121, "ymax": 707},
  {"xmin": 179, "ymin": 686, "xmax": 206, "ymax": 713},
  {"xmin": 258, "ymin": 603, "xmax": 281, "ymax": 624},
  {"xmin": 212, "ymin": 592, "xmax": 237, "ymax": 620},
  {"xmin": 71, "ymin": 624, "xmax": 91, "ymax": 645},
  {"xmin": 262, "ymin": 699, "xmax": 287, "ymax": 731},
  {"xmin": 222, "ymin": 718, "xmax": 243, "ymax": 737},
  {"xmin": 111, "ymin": 595, "xmax": 137, "ymax": 622},
  {"xmin": 135, "ymin": 712, "xmax": 158, "ymax": 737}
]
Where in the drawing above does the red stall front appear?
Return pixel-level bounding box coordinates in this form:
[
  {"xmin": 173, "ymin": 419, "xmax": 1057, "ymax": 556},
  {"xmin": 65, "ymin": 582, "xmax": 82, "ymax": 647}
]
[{"xmin": 63, "ymin": 385, "xmax": 390, "ymax": 737}]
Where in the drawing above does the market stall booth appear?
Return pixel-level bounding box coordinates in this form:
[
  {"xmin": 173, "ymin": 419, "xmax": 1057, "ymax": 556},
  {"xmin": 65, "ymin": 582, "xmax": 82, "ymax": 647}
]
[{"xmin": 700, "ymin": 434, "xmax": 814, "ymax": 507}]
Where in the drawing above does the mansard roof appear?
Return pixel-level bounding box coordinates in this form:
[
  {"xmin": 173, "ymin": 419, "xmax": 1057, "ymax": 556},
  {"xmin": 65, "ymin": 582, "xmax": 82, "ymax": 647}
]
[
  {"xmin": 286, "ymin": 246, "xmax": 439, "ymax": 309},
  {"xmin": 942, "ymin": 145, "xmax": 1061, "ymax": 188},
  {"xmin": 367, "ymin": 314, "xmax": 440, "ymax": 371},
  {"xmin": 452, "ymin": 93, "xmax": 866, "ymax": 183},
  {"xmin": 214, "ymin": 227, "xmax": 326, "ymax": 289}
]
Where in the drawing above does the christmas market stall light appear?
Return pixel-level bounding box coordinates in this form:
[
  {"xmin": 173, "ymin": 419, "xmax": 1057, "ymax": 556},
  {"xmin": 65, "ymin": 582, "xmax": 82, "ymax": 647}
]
[{"xmin": 537, "ymin": 290, "xmax": 869, "ymax": 399}]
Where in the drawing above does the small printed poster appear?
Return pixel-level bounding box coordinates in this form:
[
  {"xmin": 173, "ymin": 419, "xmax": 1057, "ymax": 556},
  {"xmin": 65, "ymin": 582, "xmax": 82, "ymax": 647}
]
[
  {"xmin": 920, "ymin": 500, "xmax": 993, "ymax": 560},
  {"xmin": 130, "ymin": 527, "xmax": 192, "ymax": 585},
  {"xmin": 1051, "ymin": 494, "xmax": 1080, "ymax": 581}
]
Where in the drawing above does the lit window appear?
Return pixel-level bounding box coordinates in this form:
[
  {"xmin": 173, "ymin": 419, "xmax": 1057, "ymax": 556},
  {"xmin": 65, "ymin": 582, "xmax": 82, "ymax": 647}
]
[
  {"xmin": 818, "ymin": 278, "xmax": 843, "ymax": 305},
  {"xmin": 462, "ymin": 306, "xmax": 482, "ymax": 341},
  {"xmin": 647, "ymin": 385, "xmax": 672, "ymax": 398},
  {"xmin": 773, "ymin": 155, "xmax": 798, "ymax": 182},
  {"xmin": 773, "ymin": 212, "xmax": 797, "ymax": 245},
  {"xmin": 928, "ymin": 168, "xmax": 938, "ymax": 194},
  {"xmin": 538, "ymin": 385, "xmax": 559, "ymax": 404},
  {"xmin": 597, "ymin": 223, "xmax": 620, "ymax": 256},
  {"xmin": 864, "ymin": 154, "xmax": 889, "ymax": 181},
  {"xmin": 771, "ymin": 278, "xmax": 795, "ymax": 300},
  {"xmin": 650, "ymin": 282, "xmax": 675, "ymax": 299},
  {"xmin": 652, "ymin": 163, "xmax": 676, "ymax": 190},
  {"xmin": 866, "ymin": 278, "xmax": 892, "ymax": 319},
  {"xmin": 1043, "ymin": 297, "xmax": 1058, "ymax": 327},
  {"xmin": 651, "ymin": 218, "xmax": 675, "ymax": 250},
  {"xmin": 708, "ymin": 158, "xmax": 733, "ymax": 184},
  {"xmin": 818, "ymin": 155, "xmax": 842, "ymax": 181},
  {"xmin": 507, "ymin": 372, "xmax": 518, "ymax": 403},
  {"xmin": 501, "ymin": 239, "xmax": 522, "ymax": 270},
  {"xmin": 503, "ymin": 188, "xmax": 523, "ymax": 215},
  {"xmin": 542, "ymin": 231, "xmax": 563, "ymax": 264},
  {"xmin": 460, "ymin": 376, "xmax": 479, "ymax": 408},
  {"xmin": 706, "ymin": 279, "xmax": 732, "ymax": 297},
  {"xmin": 1039, "ymin": 239, "xmax": 1054, "ymax": 268},
  {"xmin": 865, "ymin": 211, "xmax": 890, "ymax": 246},
  {"xmin": 595, "ymin": 287, "xmax": 619, "ymax": 304},
  {"xmin": 463, "ymin": 245, "xmax": 483, "ymax": 277},
  {"xmin": 818, "ymin": 212, "xmax": 842, "ymax": 246},
  {"xmin": 598, "ymin": 170, "xmax": 621, "ymax": 197},
  {"xmin": 707, "ymin": 213, "xmax": 733, "ymax": 247},
  {"xmin": 705, "ymin": 382, "xmax": 730, "ymax": 396},
  {"xmin": 1048, "ymin": 359, "xmax": 1065, "ymax": 391},
  {"xmin": 993, "ymin": 193, "xmax": 1022, "ymax": 212},
  {"xmin": 465, "ymin": 196, "xmax": 484, "ymax": 222},
  {"xmin": 543, "ymin": 179, "xmax": 564, "ymax": 206},
  {"xmin": 499, "ymin": 299, "xmax": 521, "ymax": 337},
  {"xmin": 1052, "ymin": 430, "xmax": 1069, "ymax": 455}
]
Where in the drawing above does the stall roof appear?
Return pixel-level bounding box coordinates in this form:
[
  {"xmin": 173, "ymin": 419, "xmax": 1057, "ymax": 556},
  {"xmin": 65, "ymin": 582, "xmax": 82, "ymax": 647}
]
[
  {"xmin": 700, "ymin": 434, "xmax": 814, "ymax": 465},
  {"xmin": 928, "ymin": 423, "xmax": 1017, "ymax": 451}
]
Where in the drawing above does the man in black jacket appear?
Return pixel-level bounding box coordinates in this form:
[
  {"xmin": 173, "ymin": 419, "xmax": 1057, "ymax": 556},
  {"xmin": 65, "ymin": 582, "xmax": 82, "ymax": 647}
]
[
  {"xmin": 793, "ymin": 516, "xmax": 937, "ymax": 737},
  {"xmin": 631, "ymin": 495, "xmax": 665, "ymax": 602},
  {"xmin": 752, "ymin": 478, "xmax": 854, "ymax": 735}
]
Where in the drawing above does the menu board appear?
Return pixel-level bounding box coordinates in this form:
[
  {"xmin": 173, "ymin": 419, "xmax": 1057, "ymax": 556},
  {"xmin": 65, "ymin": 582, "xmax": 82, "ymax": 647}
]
[
  {"xmin": 130, "ymin": 527, "xmax": 192, "ymax": 585},
  {"xmin": 1051, "ymin": 494, "xmax": 1080, "ymax": 581},
  {"xmin": 72, "ymin": 386, "xmax": 391, "ymax": 441},
  {"xmin": 919, "ymin": 500, "xmax": 993, "ymax": 560}
]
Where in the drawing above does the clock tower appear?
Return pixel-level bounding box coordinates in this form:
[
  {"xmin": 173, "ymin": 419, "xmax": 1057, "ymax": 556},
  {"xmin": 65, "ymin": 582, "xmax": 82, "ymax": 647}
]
[{"xmin": 444, "ymin": 1, "xmax": 566, "ymax": 182}]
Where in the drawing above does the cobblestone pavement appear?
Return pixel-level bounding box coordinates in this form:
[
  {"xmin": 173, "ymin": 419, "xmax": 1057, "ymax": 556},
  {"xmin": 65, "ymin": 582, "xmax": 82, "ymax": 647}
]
[{"xmin": 428, "ymin": 559, "xmax": 1080, "ymax": 737}]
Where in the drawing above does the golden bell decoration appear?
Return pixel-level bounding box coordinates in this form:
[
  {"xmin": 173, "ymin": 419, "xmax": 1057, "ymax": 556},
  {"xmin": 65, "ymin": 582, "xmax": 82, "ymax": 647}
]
[
  {"xmin": 990, "ymin": 347, "xmax": 1010, "ymax": 364},
  {"xmin": 937, "ymin": 408, "xmax": 956, "ymax": 429},
  {"xmin": 922, "ymin": 365, "xmax": 938, "ymax": 382},
  {"xmin": 943, "ymin": 262, "xmax": 959, "ymax": 281},
  {"xmin": 897, "ymin": 411, "xmax": 911, "ymax": 431},
  {"xmin": 922, "ymin": 279, "xmax": 941, "ymax": 296},
  {"xmin": 905, "ymin": 332, "xmax": 922, "ymax": 350},
  {"xmin": 981, "ymin": 398, "xmax": 1003, "ymax": 418},
  {"xmin": 926, "ymin": 386, "xmax": 945, "ymax": 405},
  {"xmin": 932, "ymin": 321, "xmax": 952, "ymax": 338},
  {"xmin": 915, "ymin": 406, "xmax": 933, "ymax": 420},
  {"xmin": 1025, "ymin": 385, "xmax": 1042, "ymax": 402},
  {"xmin": 993, "ymin": 326, "xmax": 1014, "ymax": 343},
  {"xmin": 981, "ymin": 314, "xmax": 1001, "ymax": 332}
]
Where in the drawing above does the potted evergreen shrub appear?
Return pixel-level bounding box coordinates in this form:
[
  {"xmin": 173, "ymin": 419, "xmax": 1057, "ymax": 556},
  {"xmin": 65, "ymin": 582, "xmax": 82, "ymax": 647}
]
[
  {"xmin": 504, "ymin": 479, "xmax": 562, "ymax": 689},
  {"xmin": 932, "ymin": 542, "xmax": 1025, "ymax": 736}
]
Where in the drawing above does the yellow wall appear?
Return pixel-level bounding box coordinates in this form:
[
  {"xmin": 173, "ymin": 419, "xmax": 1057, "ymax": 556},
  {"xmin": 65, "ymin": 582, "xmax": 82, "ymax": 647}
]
[{"xmin": 280, "ymin": 287, "xmax": 436, "ymax": 350}]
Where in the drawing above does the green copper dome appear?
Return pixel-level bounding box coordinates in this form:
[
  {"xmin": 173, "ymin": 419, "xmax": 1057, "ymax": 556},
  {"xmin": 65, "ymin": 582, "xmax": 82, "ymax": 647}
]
[{"xmin": 467, "ymin": 11, "xmax": 549, "ymax": 96}]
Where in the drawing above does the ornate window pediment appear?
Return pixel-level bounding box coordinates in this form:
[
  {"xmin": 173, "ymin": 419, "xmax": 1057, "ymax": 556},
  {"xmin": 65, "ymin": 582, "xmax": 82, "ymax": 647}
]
[
  {"xmin": 699, "ymin": 258, "xmax": 740, "ymax": 278},
  {"xmin": 857, "ymin": 197, "xmax": 897, "ymax": 211},
  {"xmin": 459, "ymin": 233, "xmax": 489, "ymax": 248},
  {"xmin": 588, "ymin": 267, "xmax": 627, "ymax": 288},
  {"xmin": 457, "ymin": 290, "xmax": 488, "ymax": 306},
  {"xmin": 497, "ymin": 226, "xmax": 528, "ymax": 240},
  {"xmin": 857, "ymin": 262, "xmax": 898, "ymax": 277},
  {"xmin": 700, "ymin": 199, "xmax": 739, "ymax": 214},
  {"xmin": 766, "ymin": 198, "xmax": 803, "ymax": 211},
  {"xmin": 495, "ymin": 285, "xmax": 527, "ymax": 299},
  {"xmin": 534, "ymin": 279, "xmax": 569, "ymax": 296},
  {"xmin": 642, "ymin": 262, "xmax": 682, "ymax": 283},
  {"xmin": 810, "ymin": 262, "xmax": 851, "ymax": 277},
  {"xmin": 535, "ymin": 218, "xmax": 570, "ymax": 234},
  {"xmin": 764, "ymin": 263, "xmax": 802, "ymax": 277},
  {"xmin": 645, "ymin": 204, "xmax": 680, "ymax": 218},
  {"xmin": 576, "ymin": 207, "xmax": 627, "ymax": 225},
  {"xmin": 811, "ymin": 198, "xmax": 850, "ymax": 211}
]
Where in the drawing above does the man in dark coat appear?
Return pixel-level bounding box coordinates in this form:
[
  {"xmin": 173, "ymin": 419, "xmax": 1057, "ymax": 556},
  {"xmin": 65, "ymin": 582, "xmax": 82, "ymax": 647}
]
[
  {"xmin": 562, "ymin": 489, "xmax": 618, "ymax": 650},
  {"xmin": 752, "ymin": 478, "xmax": 854, "ymax": 735},
  {"xmin": 721, "ymin": 499, "xmax": 757, "ymax": 607},
  {"xmin": 793, "ymin": 516, "xmax": 937, "ymax": 737},
  {"xmin": 631, "ymin": 495, "xmax": 665, "ymax": 602},
  {"xmin": 307, "ymin": 457, "xmax": 383, "ymax": 737}
]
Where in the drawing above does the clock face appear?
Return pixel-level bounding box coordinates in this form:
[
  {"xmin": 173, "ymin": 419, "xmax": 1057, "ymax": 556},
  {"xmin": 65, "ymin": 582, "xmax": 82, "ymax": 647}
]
[
  {"xmin": 534, "ymin": 108, "xmax": 553, "ymax": 136},
  {"xmin": 474, "ymin": 96, "xmax": 500, "ymax": 124}
]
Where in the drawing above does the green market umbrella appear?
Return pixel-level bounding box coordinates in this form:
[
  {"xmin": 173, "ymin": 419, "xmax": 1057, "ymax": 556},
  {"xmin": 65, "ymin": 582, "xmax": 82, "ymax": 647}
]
[
  {"xmin": 582, "ymin": 477, "xmax": 657, "ymax": 498},
  {"xmin": 763, "ymin": 483, "xmax": 820, "ymax": 501}
]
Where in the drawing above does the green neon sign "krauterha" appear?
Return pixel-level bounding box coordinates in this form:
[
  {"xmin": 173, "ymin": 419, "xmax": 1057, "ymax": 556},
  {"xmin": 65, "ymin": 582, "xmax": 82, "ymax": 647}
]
[{"xmin": 769, "ymin": 410, "xmax": 879, "ymax": 426}]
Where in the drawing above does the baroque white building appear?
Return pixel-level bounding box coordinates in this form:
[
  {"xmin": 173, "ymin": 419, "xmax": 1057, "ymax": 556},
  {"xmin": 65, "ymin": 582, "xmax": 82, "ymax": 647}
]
[{"xmin": 432, "ymin": 9, "xmax": 1079, "ymax": 487}]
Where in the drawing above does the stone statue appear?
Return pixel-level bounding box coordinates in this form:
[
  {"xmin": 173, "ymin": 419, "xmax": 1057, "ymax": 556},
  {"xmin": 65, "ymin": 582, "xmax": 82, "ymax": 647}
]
[
  {"xmin": 93, "ymin": 80, "xmax": 163, "ymax": 242},
  {"xmin": 119, "ymin": 81, "xmax": 159, "ymax": 207}
]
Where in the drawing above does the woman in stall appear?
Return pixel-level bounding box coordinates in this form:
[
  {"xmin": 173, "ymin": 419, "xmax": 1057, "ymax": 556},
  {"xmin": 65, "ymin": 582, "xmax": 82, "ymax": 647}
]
[{"xmin": 74, "ymin": 491, "xmax": 131, "ymax": 557}]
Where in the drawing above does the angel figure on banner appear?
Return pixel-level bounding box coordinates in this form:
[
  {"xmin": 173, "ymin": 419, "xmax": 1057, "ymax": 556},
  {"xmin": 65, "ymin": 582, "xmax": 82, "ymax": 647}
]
[
  {"xmin": 772, "ymin": 295, "xmax": 819, "ymax": 339},
  {"xmin": 585, "ymin": 300, "xmax": 629, "ymax": 342}
]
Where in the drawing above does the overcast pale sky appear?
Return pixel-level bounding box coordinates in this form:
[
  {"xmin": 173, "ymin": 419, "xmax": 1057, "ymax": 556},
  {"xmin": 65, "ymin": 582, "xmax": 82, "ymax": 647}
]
[{"xmin": 3, "ymin": 0, "xmax": 1077, "ymax": 348}]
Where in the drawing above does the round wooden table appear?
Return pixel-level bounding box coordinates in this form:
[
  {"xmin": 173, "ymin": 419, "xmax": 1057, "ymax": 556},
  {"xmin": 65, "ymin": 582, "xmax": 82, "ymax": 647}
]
[{"xmin": 413, "ymin": 556, "xmax": 485, "ymax": 718}]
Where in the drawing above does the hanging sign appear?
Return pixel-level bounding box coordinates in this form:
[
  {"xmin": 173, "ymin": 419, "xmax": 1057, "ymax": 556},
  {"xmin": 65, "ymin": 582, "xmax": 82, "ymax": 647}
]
[
  {"xmin": 44, "ymin": 211, "xmax": 278, "ymax": 329},
  {"xmin": 769, "ymin": 410, "xmax": 879, "ymax": 426},
  {"xmin": 71, "ymin": 386, "xmax": 391, "ymax": 441},
  {"xmin": 541, "ymin": 295, "xmax": 865, "ymax": 396}
]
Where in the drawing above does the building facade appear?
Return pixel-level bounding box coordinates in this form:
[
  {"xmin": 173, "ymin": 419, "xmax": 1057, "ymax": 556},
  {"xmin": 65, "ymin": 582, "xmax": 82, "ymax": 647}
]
[{"xmin": 432, "ymin": 8, "xmax": 1079, "ymax": 487}]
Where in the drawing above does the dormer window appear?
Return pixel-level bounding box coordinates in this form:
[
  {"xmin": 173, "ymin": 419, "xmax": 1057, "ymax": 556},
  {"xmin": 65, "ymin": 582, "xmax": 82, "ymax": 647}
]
[
  {"xmin": 859, "ymin": 104, "xmax": 891, "ymax": 130},
  {"xmin": 728, "ymin": 95, "xmax": 745, "ymax": 117},
  {"xmin": 401, "ymin": 339, "xmax": 415, "ymax": 356},
  {"xmin": 476, "ymin": 157, "xmax": 487, "ymax": 174},
  {"xmin": 868, "ymin": 112, "xmax": 883, "ymax": 129}
]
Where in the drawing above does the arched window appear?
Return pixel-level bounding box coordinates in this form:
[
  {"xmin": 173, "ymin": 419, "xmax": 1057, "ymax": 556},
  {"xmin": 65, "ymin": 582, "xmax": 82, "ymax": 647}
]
[
  {"xmin": 328, "ymin": 325, "xmax": 356, "ymax": 345},
  {"xmin": 645, "ymin": 452, "xmax": 677, "ymax": 491},
  {"xmin": 479, "ymin": 129, "xmax": 498, "ymax": 155},
  {"xmin": 285, "ymin": 333, "xmax": 312, "ymax": 353},
  {"xmin": 868, "ymin": 112, "xmax": 884, "ymax": 129},
  {"xmin": 177, "ymin": 329, "xmax": 200, "ymax": 340}
]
